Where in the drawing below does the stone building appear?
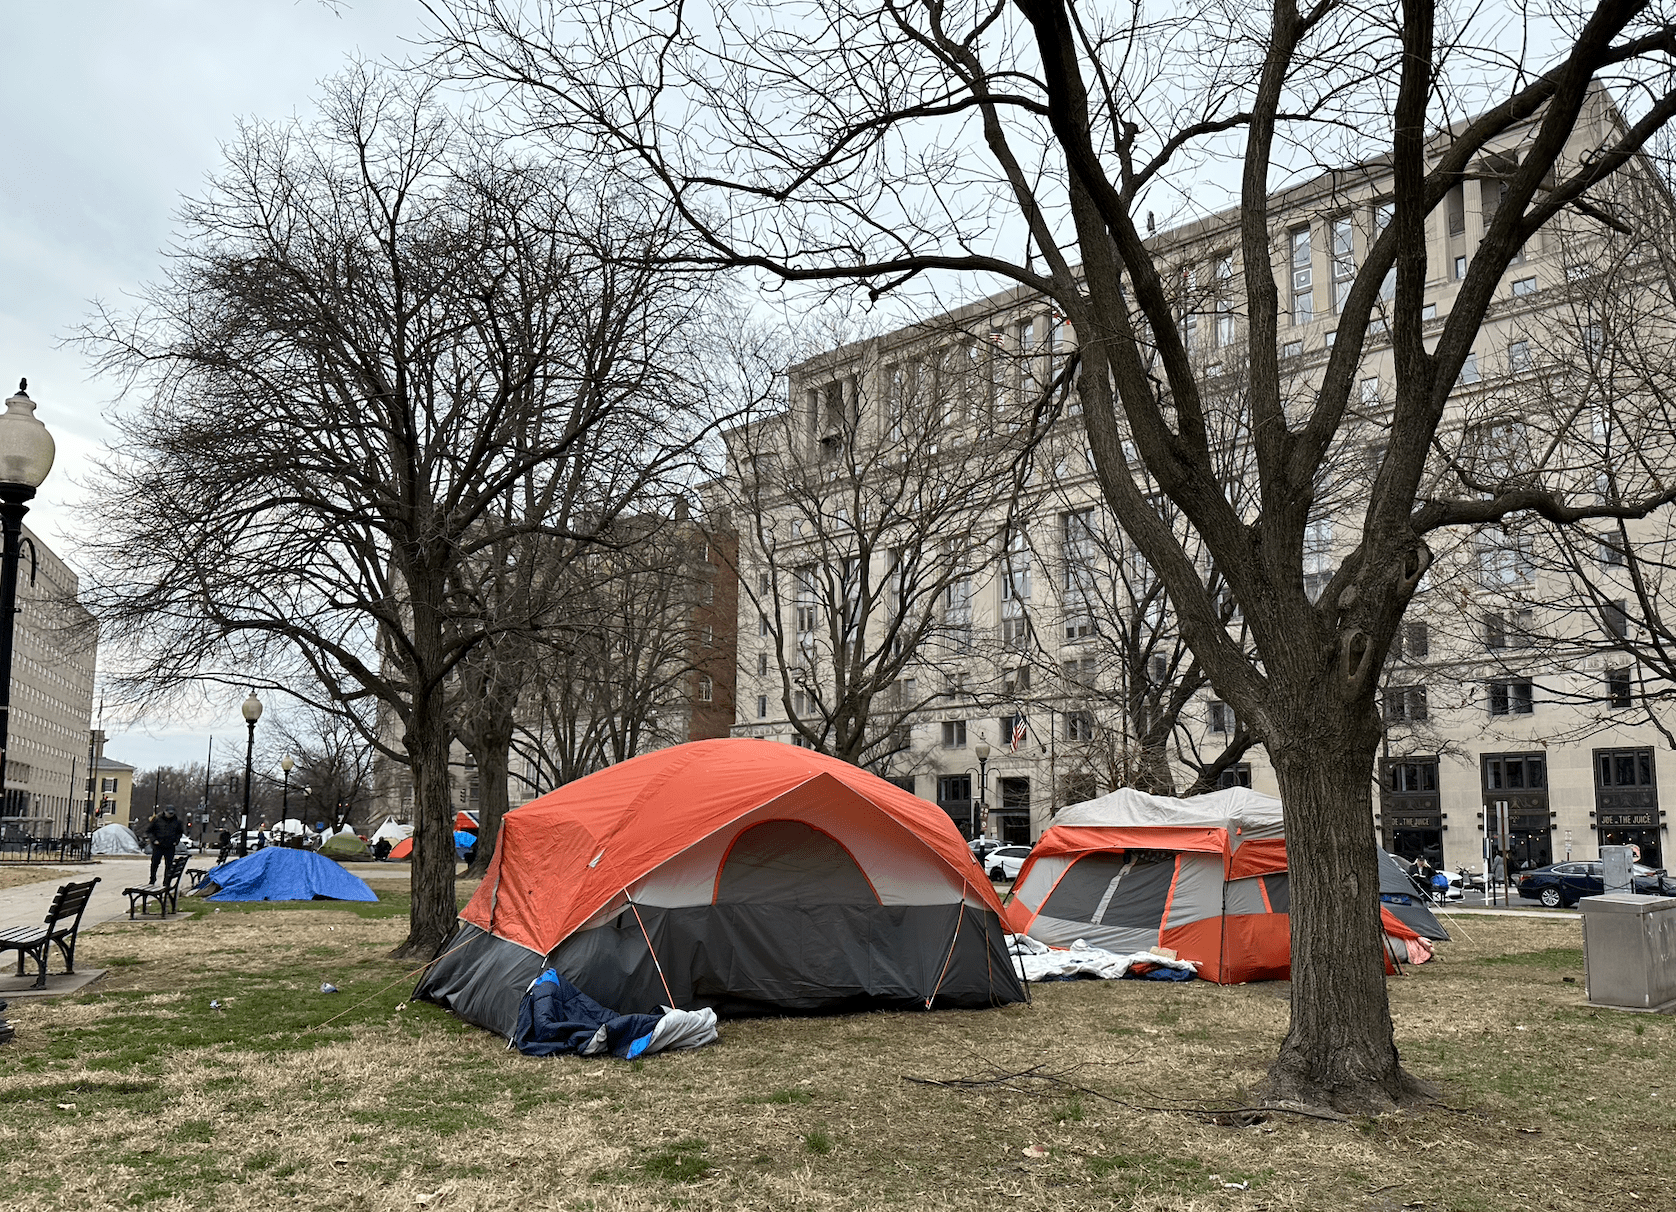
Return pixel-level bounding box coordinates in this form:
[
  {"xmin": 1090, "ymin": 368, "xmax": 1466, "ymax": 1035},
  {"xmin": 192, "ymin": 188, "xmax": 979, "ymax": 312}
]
[
  {"xmin": 727, "ymin": 89, "xmax": 1676, "ymax": 873},
  {"xmin": 1, "ymin": 525, "xmax": 97, "ymax": 833}
]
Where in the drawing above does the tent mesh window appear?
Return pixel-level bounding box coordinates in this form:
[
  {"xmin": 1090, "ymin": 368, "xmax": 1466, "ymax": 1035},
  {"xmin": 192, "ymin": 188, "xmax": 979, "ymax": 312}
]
[{"xmin": 1039, "ymin": 851, "xmax": 1175, "ymax": 928}]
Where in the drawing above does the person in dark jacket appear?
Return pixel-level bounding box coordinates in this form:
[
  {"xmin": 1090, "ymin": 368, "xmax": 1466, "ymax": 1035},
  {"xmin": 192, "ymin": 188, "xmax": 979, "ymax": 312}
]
[{"xmin": 143, "ymin": 806, "xmax": 186, "ymax": 882}]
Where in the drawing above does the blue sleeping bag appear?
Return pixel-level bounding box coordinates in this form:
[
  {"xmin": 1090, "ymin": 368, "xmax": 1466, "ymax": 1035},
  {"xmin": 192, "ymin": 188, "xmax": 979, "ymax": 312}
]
[{"xmin": 514, "ymin": 969, "xmax": 665, "ymax": 1059}]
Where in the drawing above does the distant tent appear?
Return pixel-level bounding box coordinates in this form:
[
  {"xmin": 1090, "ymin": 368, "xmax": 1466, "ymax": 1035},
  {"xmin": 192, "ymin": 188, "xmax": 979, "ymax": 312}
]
[
  {"xmin": 388, "ymin": 837, "xmax": 412, "ymax": 861},
  {"xmin": 1378, "ymin": 849, "xmax": 1450, "ymax": 941},
  {"xmin": 455, "ymin": 811, "xmax": 479, "ymax": 832},
  {"xmin": 320, "ymin": 831, "xmax": 372, "ymax": 863},
  {"xmin": 91, "ymin": 823, "xmax": 142, "ymax": 855},
  {"xmin": 270, "ymin": 818, "xmax": 309, "ymax": 839},
  {"xmin": 370, "ymin": 818, "xmax": 411, "ymax": 846},
  {"xmin": 416, "ymin": 737, "xmax": 1024, "ymax": 1038},
  {"xmin": 197, "ymin": 847, "xmax": 378, "ymax": 902}
]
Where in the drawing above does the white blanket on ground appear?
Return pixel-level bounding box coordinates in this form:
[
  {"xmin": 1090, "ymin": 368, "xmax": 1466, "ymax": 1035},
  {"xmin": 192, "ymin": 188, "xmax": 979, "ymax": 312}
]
[{"xmin": 1005, "ymin": 934, "xmax": 1200, "ymax": 982}]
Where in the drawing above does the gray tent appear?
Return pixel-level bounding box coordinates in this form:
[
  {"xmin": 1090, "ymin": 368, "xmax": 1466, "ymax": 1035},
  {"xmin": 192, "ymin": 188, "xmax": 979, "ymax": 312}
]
[
  {"xmin": 91, "ymin": 823, "xmax": 142, "ymax": 855},
  {"xmin": 1378, "ymin": 849, "xmax": 1450, "ymax": 940}
]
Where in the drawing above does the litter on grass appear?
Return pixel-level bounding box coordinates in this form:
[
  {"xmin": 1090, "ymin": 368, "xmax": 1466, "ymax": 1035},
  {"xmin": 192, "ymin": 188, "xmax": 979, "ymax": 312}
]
[{"xmin": 1006, "ymin": 934, "xmax": 1200, "ymax": 982}]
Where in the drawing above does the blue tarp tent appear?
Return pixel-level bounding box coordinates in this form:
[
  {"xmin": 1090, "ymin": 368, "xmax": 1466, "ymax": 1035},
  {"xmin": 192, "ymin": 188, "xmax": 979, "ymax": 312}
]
[{"xmin": 200, "ymin": 847, "xmax": 379, "ymax": 902}]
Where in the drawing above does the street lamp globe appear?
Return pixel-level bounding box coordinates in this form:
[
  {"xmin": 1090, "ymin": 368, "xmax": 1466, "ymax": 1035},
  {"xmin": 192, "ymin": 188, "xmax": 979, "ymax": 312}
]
[
  {"xmin": 974, "ymin": 741, "xmax": 991, "ymax": 762},
  {"xmin": 280, "ymin": 754, "xmax": 294, "ymax": 773},
  {"xmin": 0, "ymin": 381, "xmax": 54, "ymax": 494},
  {"xmin": 242, "ymin": 691, "xmax": 264, "ymax": 724}
]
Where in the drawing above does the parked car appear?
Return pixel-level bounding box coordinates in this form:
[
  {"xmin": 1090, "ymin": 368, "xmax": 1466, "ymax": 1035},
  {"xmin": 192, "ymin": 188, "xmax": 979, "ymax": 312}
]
[
  {"xmin": 986, "ymin": 845, "xmax": 1032, "ymax": 882},
  {"xmin": 969, "ymin": 838, "xmax": 1005, "ymax": 865},
  {"xmin": 1516, "ymin": 861, "xmax": 1675, "ymax": 908}
]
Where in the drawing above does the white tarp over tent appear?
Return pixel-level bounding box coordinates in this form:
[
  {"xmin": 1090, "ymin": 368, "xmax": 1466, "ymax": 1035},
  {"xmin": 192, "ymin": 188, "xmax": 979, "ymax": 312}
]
[
  {"xmin": 91, "ymin": 823, "xmax": 142, "ymax": 855},
  {"xmin": 1052, "ymin": 785, "xmax": 1285, "ymax": 840},
  {"xmin": 370, "ymin": 818, "xmax": 412, "ymax": 845},
  {"xmin": 270, "ymin": 818, "xmax": 309, "ymax": 838}
]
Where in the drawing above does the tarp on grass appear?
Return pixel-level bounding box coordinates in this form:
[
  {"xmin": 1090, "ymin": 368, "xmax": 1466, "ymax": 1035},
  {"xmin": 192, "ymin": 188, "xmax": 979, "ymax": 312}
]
[{"xmin": 199, "ymin": 847, "xmax": 378, "ymax": 902}]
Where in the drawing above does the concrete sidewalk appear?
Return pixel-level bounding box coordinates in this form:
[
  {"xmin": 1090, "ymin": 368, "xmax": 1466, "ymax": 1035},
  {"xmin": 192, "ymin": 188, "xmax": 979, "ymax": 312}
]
[{"xmin": 0, "ymin": 857, "xmax": 159, "ymax": 933}]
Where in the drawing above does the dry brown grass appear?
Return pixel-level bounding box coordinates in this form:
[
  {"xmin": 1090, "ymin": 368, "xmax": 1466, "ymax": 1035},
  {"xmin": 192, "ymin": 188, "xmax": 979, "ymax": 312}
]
[
  {"xmin": 0, "ymin": 901, "xmax": 1670, "ymax": 1212},
  {"xmin": 0, "ymin": 867, "xmax": 78, "ymax": 893}
]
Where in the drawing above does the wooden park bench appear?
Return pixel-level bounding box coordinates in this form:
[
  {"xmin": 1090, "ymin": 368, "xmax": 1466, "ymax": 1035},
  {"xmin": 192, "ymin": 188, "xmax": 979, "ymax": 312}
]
[
  {"xmin": 0, "ymin": 878, "xmax": 100, "ymax": 989},
  {"xmin": 121, "ymin": 853, "xmax": 191, "ymax": 920}
]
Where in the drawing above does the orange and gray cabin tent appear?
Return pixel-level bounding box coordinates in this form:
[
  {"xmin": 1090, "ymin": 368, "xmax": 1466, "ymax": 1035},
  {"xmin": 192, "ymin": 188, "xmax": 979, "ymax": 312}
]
[
  {"xmin": 415, "ymin": 738, "xmax": 1025, "ymax": 1036},
  {"xmin": 1003, "ymin": 786, "xmax": 1423, "ymax": 983}
]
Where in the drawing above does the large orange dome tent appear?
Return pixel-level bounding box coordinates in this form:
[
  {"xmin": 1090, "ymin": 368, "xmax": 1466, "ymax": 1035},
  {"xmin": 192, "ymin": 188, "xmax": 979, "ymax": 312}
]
[{"xmin": 416, "ymin": 738, "xmax": 1025, "ymax": 1037}]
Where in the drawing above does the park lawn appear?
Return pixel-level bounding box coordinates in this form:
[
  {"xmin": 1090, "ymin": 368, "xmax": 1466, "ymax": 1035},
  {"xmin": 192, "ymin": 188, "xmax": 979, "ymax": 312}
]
[
  {"xmin": 0, "ymin": 900, "xmax": 1671, "ymax": 1212},
  {"xmin": 0, "ymin": 868, "xmax": 77, "ymax": 892}
]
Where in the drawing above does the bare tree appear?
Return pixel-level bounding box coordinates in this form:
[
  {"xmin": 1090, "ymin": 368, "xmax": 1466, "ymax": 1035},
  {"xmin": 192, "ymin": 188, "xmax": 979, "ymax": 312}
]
[
  {"xmin": 724, "ymin": 319, "xmax": 1050, "ymax": 770},
  {"xmin": 433, "ymin": 1, "xmax": 1676, "ymax": 1108},
  {"xmin": 76, "ymin": 67, "xmax": 710, "ymax": 957}
]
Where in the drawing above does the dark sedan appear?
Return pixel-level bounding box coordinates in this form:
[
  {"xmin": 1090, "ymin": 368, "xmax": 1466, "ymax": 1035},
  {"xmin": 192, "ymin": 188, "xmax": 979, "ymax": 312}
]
[{"xmin": 1515, "ymin": 861, "xmax": 1675, "ymax": 908}]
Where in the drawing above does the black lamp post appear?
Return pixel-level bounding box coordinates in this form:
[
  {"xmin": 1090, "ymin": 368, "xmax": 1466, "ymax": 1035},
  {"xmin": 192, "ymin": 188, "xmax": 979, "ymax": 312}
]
[
  {"xmin": 237, "ymin": 690, "xmax": 262, "ymax": 856},
  {"xmin": 974, "ymin": 740, "xmax": 991, "ymax": 839},
  {"xmin": 0, "ymin": 381, "xmax": 54, "ymax": 822},
  {"xmin": 280, "ymin": 754, "xmax": 293, "ymax": 831}
]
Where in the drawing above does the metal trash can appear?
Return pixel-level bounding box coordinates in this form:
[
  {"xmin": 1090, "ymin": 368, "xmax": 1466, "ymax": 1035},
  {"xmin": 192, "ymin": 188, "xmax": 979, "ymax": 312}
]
[{"xmin": 1579, "ymin": 893, "xmax": 1676, "ymax": 1011}]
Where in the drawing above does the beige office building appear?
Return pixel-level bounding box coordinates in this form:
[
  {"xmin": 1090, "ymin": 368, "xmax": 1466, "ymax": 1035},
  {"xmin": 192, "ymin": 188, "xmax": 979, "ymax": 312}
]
[
  {"xmin": 729, "ymin": 90, "xmax": 1675, "ymax": 875},
  {"xmin": 2, "ymin": 525, "xmax": 98, "ymax": 834}
]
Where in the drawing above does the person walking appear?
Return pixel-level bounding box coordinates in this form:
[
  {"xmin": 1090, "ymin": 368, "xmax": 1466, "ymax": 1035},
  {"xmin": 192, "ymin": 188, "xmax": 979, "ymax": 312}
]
[{"xmin": 143, "ymin": 806, "xmax": 185, "ymax": 883}]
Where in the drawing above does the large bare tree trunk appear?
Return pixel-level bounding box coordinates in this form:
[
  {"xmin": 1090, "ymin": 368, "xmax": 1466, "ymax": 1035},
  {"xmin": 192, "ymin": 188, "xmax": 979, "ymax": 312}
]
[
  {"xmin": 1259, "ymin": 688, "xmax": 1434, "ymax": 1112},
  {"xmin": 461, "ymin": 710, "xmax": 514, "ymax": 880},
  {"xmin": 396, "ymin": 703, "xmax": 459, "ymax": 960}
]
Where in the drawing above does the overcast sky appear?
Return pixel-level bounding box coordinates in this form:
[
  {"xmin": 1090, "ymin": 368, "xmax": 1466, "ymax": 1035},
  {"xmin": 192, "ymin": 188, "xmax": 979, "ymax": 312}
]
[{"xmin": 2, "ymin": 0, "xmax": 427, "ymax": 774}]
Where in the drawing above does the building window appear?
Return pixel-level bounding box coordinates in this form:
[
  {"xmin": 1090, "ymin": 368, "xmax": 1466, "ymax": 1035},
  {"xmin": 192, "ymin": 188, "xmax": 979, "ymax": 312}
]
[
  {"xmin": 1421, "ymin": 302, "xmax": 1437, "ymax": 321},
  {"xmin": 700, "ymin": 625, "xmax": 714, "ymax": 647},
  {"xmin": 1303, "ymin": 518, "xmax": 1333, "ymax": 602},
  {"xmin": 1509, "ymin": 340, "xmax": 1531, "ymax": 372},
  {"xmin": 1001, "ymin": 616, "xmax": 1030, "ymax": 651},
  {"xmin": 1062, "ymin": 655, "xmax": 1097, "ymax": 687},
  {"xmin": 1330, "ymin": 216, "xmax": 1354, "ymax": 313},
  {"xmin": 1384, "ymin": 684, "xmax": 1429, "ymax": 723},
  {"xmin": 1487, "ymin": 680, "xmax": 1534, "ymax": 716},
  {"xmin": 1607, "ymin": 668, "xmax": 1633, "ymax": 709},
  {"xmin": 1485, "ymin": 752, "xmax": 1546, "ymax": 790},
  {"xmin": 1604, "ymin": 600, "xmax": 1629, "ymax": 639},
  {"xmin": 790, "ymin": 735, "xmax": 815, "ymax": 749},
  {"xmin": 1458, "ymin": 352, "xmax": 1479, "ymax": 384},
  {"xmin": 758, "ymin": 614, "xmax": 771, "ymax": 636},
  {"xmin": 1512, "ymin": 276, "xmax": 1537, "ymax": 296},
  {"xmin": 1395, "ymin": 621, "xmax": 1429, "ymax": 661},
  {"xmin": 1474, "ymin": 530, "xmax": 1534, "ymax": 588},
  {"xmin": 1597, "ymin": 747, "xmax": 1654, "ymax": 788},
  {"xmin": 1000, "ymin": 531, "xmax": 1032, "ymax": 603},
  {"xmin": 757, "ymin": 571, "xmax": 770, "ymax": 594},
  {"xmin": 697, "ymin": 676, "xmax": 713, "ymax": 703},
  {"xmin": 1598, "ymin": 532, "xmax": 1626, "ymax": 567},
  {"xmin": 1387, "ymin": 760, "xmax": 1438, "ymax": 793},
  {"xmin": 756, "ymin": 694, "xmax": 768, "ymax": 719},
  {"xmin": 1453, "ymin": 255, "xmax": 1467, "ymax": 280},
  {"xmin": 1003, "ymin": 666, "xmax": 1032, "ymax": 696},
  {"xmin": 101, "ymin": 778, "xmax": 118, "ymax": 793},
  {"xmin": 757, "ymin": 651, "xmax": 769, "ymax": 675},
  {"xmin": 1217, "ymin": 763, "xmax": 1254, "ymax": 789},
  {"xmin": 938, "ymin": 774, "xmax": 972, "ymax": 805},
  {"xmin": 1208, "ymin": 701, "xmax": 1235, "ymax": 735},
  {"xmin": 701, "ymin": 582, "xmax": 715, "ymax": 605},
  {"xmin": 1290, "ymin": 226, "xmax": 1313, "ymax": 323},
  {"xmin": 1065, "ymin": 711, "xmax": 1096, "ymax": 742},
  {"xmin": 1359, "ymin": 376, "xmax": 1380, "ymax": 405},
  {"xmin": 941, "ymin": 720, "xmax": 967, "ymax": 748},
  {"xmin": 1282, "ymin": 340, "xmax": 1303, "ymax": 359}
]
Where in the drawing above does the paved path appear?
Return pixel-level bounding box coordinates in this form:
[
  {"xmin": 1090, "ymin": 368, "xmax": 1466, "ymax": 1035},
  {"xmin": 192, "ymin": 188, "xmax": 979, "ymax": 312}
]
[{"xmin": 0, "ymin": 857, "xmax": 160, "ymax": 933}]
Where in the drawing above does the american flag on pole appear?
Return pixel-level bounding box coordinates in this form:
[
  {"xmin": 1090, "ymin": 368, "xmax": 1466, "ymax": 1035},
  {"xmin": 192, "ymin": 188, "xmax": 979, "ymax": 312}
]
[{"xmin": 1010, "ymin": 712, "xmax": 1028, "ymax": 752}]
